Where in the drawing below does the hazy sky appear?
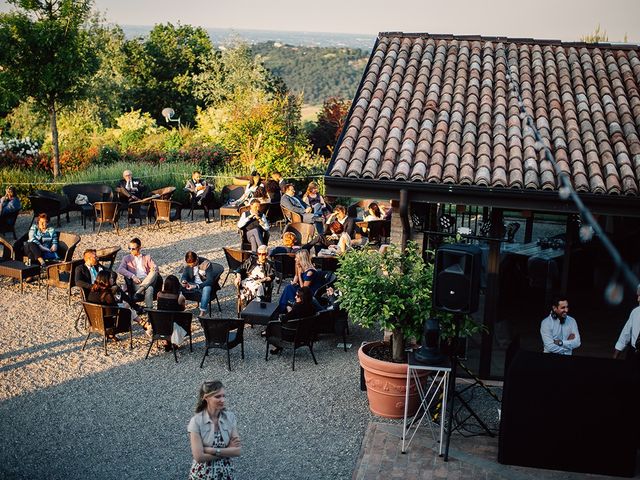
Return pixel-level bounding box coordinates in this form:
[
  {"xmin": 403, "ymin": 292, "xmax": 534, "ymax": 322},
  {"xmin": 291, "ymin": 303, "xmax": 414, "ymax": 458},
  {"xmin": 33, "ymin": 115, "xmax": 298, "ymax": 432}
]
[{"xmin": 1, "ymin": 0, "xmax": 638, "ymax": 42}]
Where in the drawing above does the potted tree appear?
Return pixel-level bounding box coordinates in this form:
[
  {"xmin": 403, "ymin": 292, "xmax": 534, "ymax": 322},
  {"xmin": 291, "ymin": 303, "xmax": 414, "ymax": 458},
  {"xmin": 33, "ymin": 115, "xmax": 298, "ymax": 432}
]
[{"xmin": 336, "ymin": 241, "xmax": 434, "ymax": 418}]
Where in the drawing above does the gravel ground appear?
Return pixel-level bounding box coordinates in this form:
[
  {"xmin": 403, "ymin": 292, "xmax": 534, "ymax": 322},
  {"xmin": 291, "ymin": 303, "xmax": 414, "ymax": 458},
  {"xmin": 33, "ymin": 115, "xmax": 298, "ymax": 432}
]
[{"xmin": 0, "ymin": 211, "xmax": 379, "ymax": 480}]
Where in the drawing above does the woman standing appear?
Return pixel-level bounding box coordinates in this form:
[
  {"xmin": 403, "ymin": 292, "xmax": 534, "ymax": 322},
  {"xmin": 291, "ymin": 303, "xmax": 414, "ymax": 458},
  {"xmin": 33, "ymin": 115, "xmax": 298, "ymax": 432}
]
[{"xmin": 188, "ymin": 381, "xmax": 241, "ymax": 480}]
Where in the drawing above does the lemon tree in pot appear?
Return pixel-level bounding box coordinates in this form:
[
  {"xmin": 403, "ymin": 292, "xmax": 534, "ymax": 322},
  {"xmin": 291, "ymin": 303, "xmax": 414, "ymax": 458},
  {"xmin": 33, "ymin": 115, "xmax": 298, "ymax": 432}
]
[{"xmin": 336, "ymin": 241, "xmax": 434, "ymax": 418}]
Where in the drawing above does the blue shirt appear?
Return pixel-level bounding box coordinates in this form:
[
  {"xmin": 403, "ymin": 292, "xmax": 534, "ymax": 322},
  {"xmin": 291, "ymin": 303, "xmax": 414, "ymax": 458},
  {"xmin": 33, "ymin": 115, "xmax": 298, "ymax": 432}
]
[
  {"xmin": 540, "ymin": 314, "xmax": 581, "ymax": 355},
  {"xmin": 28, "ymin": 224, "xmax": 58, "ymax": 249}
]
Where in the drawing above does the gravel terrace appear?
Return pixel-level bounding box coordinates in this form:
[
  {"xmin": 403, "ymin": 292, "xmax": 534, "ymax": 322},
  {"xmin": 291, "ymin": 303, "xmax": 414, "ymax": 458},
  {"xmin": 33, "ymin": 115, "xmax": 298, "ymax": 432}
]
[{"xmin": 0, "ymin": 211, "xmax": 381, "ymax": 480}]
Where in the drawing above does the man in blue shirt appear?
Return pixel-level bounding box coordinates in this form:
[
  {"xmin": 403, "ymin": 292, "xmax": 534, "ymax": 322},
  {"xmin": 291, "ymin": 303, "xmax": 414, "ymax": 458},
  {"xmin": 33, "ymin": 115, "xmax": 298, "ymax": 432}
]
[{"xmin": 540, "ymin": 295, "xmax": 581, "ymax": 355}]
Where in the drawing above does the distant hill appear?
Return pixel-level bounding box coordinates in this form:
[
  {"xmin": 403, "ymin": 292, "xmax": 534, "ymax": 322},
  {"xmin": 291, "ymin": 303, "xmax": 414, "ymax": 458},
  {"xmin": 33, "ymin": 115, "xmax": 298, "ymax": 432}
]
[
  {"xmin": 122, "ymin": 25, "xmax": 376, "ymax": 50},
  {"xmin": 253, "ymin": 42, "xmax": 369, "ymax": 104}
]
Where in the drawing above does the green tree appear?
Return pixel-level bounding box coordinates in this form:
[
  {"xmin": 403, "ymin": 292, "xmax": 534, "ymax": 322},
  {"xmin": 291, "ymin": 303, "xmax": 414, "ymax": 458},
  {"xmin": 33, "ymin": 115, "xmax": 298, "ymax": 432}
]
[
  {"xmin": 0, "ymin": 0, "xmax": 100, "ymax": 177},
  {"xmin": 122, "ymin": 23, "xmax": 212, "ymax": 126},
  {"xmin": 308, "ymin": 96, "xmax": 351, "ymax": 157}
]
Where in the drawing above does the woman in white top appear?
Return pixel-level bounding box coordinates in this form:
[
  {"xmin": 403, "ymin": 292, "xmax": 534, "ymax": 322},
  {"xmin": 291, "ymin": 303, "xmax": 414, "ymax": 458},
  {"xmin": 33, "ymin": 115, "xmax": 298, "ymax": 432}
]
[{"xmin": 188, "ymin": 381, "xmax": 241, "ymax": 480}]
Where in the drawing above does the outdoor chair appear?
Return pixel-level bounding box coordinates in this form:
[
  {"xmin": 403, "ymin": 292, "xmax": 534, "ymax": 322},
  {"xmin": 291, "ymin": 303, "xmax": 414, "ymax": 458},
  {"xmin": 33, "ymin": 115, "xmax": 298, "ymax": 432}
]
[
  {"xmin": 182, "ymin": 262, "xmax": 224, "ymax": 315},
  {"xmin": 281, "ymin": 205, "xmax": 303, "ymax": 225},
  {"xmin": 95, "ymin": 246, "xmax": 121, "ymax": 270},
  {"xmin": 265, "ymin": 313, "xmax": 319, "ymax": 371},
  {"xmin": 62, "ymin": 183, "xmax": 113, "ymax": 228},
  {"xmin": 283, "ymin": 222, "xmax": 316, "ymax": 245},
  {"xmin": 314, "ymin": 308, "xmax": 349, "ymax": 352},
  {"xmin": 28, "ymin": 195, "xmax": 64, "ymax": 227},
  {"xmin": 94, "ymin": 202, "xmax": 120, "ymax": 234},
  {"xmin": 144, "ymin": 309, "xmax": 193, "ymax": 363},
  {"xmin": 312, "ymin": 255, "xmax": 339, "ymax": 272},
  {"xmin": 198, "ymin": 316, "xmax": 245, "ymax": 370},
  {"xmin": 221, "ymin": 247, "xmax": 252, "ymax": 287},
  {"xmin": 0, "ymin": 235, "xmax": 41, "ymax": 293},
  {"xmin": 124, "ymin": 274, "xmax": 163, "ymax": 307},
  {"xmin": 356, "ymin": 219, "xmax": 391, "ymax": 246},
  {"xmin": 313, "ymin": 271, "xmax": 337, "ymax": 300},
  {"xmin": 81, "ymin": 302, "xmax": 133, "ymax": 356},
  {"xmin": 151, "ymin": 199, "xmax": 182, "ymax": 231},
  {"xmin": 57, "ymin": 232, "xmax": 81, "ymax": 263},
  {"xmin": 186, "ymin": 187, "xmax": 216, "ymax": 221},
  {"xmin": 265, "ymin": 202, "xmax": 285, "ymax": 232},
  {"xmin": 0, "ymin": 209, "xmax": 20, "ymax": 239},
  {"xmin": 272, "ymin": 252, "xmax": 296, "ymax": 293},
  {"xmin": 45, "ymin": 258, "xmax": 83, "ymax": 304},
  {"xmin": 219, "ymin": 184, "xmax": 246, "ymax": 225},
  {"xmin": 150, "ymin": 186, "xmax": 176, "ymax": 200},
  {"xmin": 125, "ymin": 198, "xmax": 153, "ymax": 226}
]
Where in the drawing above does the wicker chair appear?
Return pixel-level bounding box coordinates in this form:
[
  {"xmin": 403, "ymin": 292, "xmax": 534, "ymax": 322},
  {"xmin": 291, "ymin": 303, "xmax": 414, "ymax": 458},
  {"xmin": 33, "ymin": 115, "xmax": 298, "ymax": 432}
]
[
  {"xmin": 151, "ymin": 199, "xmax": 182, "ymax": 231},
  {"xmin": 45, "ymin": 258, "xmax": 84, "ymax": 304},
  {"xmin": 81, "ymin": 302, "xmax": 133, "ymax": 356},
  {"xmin": 94, "ymin": 202, "xmax": 120, "ymax": 234},
  {"xmin": 283, "ymin": 222, "xmax": 317, "ymax": 245},
  {"xmin": 144, "ymin": 309, "xmax": 193, "ymax": 363},
  {"xmin": 221, "ymin": 247, "xmax": 252, "ymax": 287},
  {"xmin": 265, "ymin": 313, "xmax": 319, "ymax": 370}
]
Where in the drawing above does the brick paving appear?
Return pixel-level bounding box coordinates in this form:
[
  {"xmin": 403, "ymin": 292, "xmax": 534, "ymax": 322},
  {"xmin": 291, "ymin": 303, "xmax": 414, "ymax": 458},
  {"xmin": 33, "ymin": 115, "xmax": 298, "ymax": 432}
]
[{"xmin": 352, "ymin": 422, "xmax": 639, "ymax": 479}]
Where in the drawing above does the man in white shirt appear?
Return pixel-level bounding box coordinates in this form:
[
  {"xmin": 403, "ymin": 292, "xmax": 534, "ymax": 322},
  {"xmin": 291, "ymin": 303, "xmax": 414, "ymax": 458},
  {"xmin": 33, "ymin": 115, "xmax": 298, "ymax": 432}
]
[
  {"xmin": 613, "ymin": 284, "xmax": 640, "ymax": 358},
  {"xmin": 237, "ymin": 199, "xmax": 270, "ymax": 252},
  {"xmin": 540, "ymin": 295, "xmax": 581, "ymax": 355}
]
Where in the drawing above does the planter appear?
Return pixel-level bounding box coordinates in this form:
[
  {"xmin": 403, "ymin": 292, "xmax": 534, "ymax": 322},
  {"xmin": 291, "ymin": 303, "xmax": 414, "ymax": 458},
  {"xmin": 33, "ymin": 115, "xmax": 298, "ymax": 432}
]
[{"xmin": 358, "ymin": 342, "xmax": 428, "ymax": 419}]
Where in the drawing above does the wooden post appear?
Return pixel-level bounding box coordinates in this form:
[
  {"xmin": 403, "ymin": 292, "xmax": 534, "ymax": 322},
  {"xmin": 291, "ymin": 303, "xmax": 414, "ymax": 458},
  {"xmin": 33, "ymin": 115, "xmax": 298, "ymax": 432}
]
[{"xmin": 524, "ymin": 211, "xmax": 534, "ymax": 243}]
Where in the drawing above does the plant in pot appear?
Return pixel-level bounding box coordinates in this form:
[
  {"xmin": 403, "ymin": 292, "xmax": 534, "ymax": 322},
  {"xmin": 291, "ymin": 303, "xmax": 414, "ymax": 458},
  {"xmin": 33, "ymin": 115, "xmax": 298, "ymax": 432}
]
[{"xmin": 335, "ymin": 241, "xmax": 434, "ymax": 418}]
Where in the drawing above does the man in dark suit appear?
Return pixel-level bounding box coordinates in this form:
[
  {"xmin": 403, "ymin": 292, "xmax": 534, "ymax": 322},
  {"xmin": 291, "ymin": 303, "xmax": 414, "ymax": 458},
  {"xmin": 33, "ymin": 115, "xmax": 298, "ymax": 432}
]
[
  {"xmin": 281, "ymin": 183, "xmax": 324, "ymax": 234},
  {"xmin": 180, "ymin": 251, "xmax": 224, "ymax": 316},
  {"xmin": 117, "ymin": 170, "xmax": 147, "ymax": 202}
]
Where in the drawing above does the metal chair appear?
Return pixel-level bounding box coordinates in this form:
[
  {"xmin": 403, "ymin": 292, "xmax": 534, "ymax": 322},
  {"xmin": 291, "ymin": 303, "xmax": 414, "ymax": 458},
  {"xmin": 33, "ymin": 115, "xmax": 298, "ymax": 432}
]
[
  {"xmin": 144, "ymin": 309, "xmax": 193, "ymax": 363},
  {"xmin": 265, "ymin": 313, "xmax": 320, "ymax": 371},
  {"xmin": 198, "ymin": 317, "xmax": 245, "ymax": 370},
  {"xmin": 94, "ymin": 202, "xmax": 120, "ymax": 234},
  {"xmin": 272, "ymin": 253, "xmax": 296, "ymax": 293},
  {"xmin": 81, "ymin": 302, "xmax": 133, "ymax": 356}
]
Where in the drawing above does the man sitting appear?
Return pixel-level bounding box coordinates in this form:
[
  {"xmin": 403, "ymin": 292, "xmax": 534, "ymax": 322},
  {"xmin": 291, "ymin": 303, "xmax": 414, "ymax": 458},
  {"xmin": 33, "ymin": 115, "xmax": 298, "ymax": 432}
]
[
  {"xmin": 116, "ymin": 237, "xmax": 160, "ymax": 310},
  {"xmin": 184, "ymin": 170, "xmax": 215, "ymax": 223},
  {"xmin": 237, "ymin": 199, "xmax": 270, "ymax": 252},
  {"xmin": 281, "ymin": 183, "xmax": 324, "ymax": 233},
  {"xmin": 117, "ymin": 169, "xmax": 147, "ymax": 202},
  {"xmin": 180, "ymin": 251, "xmax": 223, "ymax": 317},
  {"xmin": 234, "ymin": 245, "xmax": 274, "ymax": 307}
]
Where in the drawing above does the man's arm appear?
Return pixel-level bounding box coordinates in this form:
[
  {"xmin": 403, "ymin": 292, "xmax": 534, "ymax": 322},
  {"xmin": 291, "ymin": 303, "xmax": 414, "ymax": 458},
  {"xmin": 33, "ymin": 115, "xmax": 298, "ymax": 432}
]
[
  {"xmin": 563, "ymin": 319, "xmax": 581, "ymax": 351},
  {"xmin": 282, "ymin": 195, "xmax": 305, "ymax": 215},
  {"xmin": 146, "ymin": 254, "xmax": 158, "ymax": 272},
  {"xmin": 74, "ymin": 266, "xmax": 93, "ymax": 291},
  {"xmin": 116, "ymin": 256, "xmax": 135, "ymax": 279},
  {"xmin": 540, "ymin": 319, "xmax": 569, "ymax": 354},
  {"xmin": 237, "ymin": 212, "xmax": 251, "ymax": 229},
  {"xmin": 614, "ymin": 317, "xmax": 633, "ymax": 355},
  {"xmin": 260, "ymin": 214, "xmax": 270, "ymax": 232}
]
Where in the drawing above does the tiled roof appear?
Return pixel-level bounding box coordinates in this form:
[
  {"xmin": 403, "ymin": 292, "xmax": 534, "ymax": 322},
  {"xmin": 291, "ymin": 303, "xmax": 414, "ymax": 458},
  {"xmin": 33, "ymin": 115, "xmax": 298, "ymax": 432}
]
[{"xmin": 328, "ymin": 33, "xmax": 640, "ymax": 196}]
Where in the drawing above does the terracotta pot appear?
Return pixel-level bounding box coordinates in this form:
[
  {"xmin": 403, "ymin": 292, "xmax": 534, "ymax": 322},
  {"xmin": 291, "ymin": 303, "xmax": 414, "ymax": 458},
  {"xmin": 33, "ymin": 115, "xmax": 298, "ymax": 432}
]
[{"xmin": 358, "ymin": 341, "xmax": 427, "ymax": 419}]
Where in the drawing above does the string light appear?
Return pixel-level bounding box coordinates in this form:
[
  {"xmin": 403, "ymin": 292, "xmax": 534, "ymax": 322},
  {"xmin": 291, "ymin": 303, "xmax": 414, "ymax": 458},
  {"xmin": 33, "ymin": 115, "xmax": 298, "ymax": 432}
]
[{"xmin": 499, "ymin": 45, "xmax": 639, "ymax": 303}]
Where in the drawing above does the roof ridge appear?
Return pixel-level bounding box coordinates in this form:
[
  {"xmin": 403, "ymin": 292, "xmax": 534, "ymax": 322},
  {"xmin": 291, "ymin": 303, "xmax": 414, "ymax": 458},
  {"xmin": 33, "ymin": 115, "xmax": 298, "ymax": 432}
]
[{"xmin": 376, "ymin": 32, "xmax": 640, "ymax": 51}]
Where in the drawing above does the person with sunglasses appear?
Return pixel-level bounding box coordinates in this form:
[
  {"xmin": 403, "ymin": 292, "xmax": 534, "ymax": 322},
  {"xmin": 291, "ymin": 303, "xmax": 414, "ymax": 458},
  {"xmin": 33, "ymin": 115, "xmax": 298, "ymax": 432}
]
[
  {"xmin": 234, "ymin": 245, "xmax": 274, "ymax": 307},
  {"xmin": 117, "ymin": 237, "xmax": 161, "ymax": 310}
]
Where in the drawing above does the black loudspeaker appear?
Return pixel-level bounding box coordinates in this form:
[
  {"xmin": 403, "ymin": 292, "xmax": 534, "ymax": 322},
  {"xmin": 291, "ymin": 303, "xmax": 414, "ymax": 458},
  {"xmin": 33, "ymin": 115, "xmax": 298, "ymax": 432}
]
[
  {"xmin": 433, "ymin": 244, "xmax": 481, "ymax": 314},
  {"xmin": 499, "ymin": 349, "xmax": 639, "ymax": 477}
]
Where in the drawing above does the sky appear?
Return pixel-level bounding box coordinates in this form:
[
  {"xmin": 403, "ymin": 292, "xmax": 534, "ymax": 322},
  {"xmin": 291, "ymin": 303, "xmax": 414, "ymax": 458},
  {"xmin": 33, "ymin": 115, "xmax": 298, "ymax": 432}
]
[
  {"xmin": 86, "ymin": 0, "xmax": 637, "ymax": 42},
  {"xmin": 0, "ymin": 0, "xmax": 637, "ymax": 43}
]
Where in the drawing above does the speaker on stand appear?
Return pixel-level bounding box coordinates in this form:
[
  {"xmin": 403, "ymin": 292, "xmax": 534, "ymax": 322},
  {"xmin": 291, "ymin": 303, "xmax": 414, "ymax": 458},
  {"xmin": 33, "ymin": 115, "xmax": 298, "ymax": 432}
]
[{"xmin": 430, "ymin": 244, "xmax": 498, "ymax": 460}]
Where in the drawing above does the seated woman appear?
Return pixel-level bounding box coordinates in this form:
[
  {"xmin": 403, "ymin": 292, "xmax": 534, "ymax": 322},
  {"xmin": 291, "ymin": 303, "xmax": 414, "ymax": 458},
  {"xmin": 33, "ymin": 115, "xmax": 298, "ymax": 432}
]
[
  {"xmin": 157, "ymin": 274, "xmax": 186, "ymax": 311},
  {"xmin": 269, "ymin": 231, "xmax": 298, "ymax": 257},
  {"xmin": 363, "ymin": 202, "xmax": 386, "ymax": 222},
  {"xmin": 269, "ymin": 286, "xmax": 317, "ymax": 355},
  {"xmin": 234, "ymin": 245, "xmax": 274, "ymax": 307},
  {"xmin": 278, "ymin": 249, "xmax": 321, "ymax": 312},
  {"xmin": 302, "ymin": 182, "xmax": 330, "ymax": 217},
  {"xmin": 156, "ymin": 274, "xmax": 186, "ymax": 351},
  {"xmin": 26, "ymin": 213, "xmax": 59, "ymax": 266},
  {"xmin": 302, "ymin": 220, "xmax": 344, "ymax": 255},
  {"xmin": 229, "ymin": 172, "xmax": 263, "ymax": 207},
  {"xmin": 87, "ymin": 270, "xmax": 140, "ymax": 338}
]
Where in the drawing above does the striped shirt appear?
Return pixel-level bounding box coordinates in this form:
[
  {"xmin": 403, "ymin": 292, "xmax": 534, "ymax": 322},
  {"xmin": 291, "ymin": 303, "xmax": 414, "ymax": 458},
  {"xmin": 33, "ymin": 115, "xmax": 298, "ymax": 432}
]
[{"xmin": 28, "ymin": 225, "xmax": 59, "ymax": 249}]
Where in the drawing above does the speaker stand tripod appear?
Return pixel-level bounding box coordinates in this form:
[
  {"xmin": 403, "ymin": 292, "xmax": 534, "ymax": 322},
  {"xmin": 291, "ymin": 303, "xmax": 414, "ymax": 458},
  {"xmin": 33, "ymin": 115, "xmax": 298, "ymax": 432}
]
[{"xmin": 442, "ymin": 315, "xmax": 498, "ymax": 461}]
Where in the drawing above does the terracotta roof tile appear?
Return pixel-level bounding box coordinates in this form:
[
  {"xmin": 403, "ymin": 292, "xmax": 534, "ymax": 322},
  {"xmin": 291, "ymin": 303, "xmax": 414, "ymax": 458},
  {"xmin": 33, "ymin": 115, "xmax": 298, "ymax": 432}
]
[{"xmin": 328, "ymin": 33, "xmax": 640, "ymax": 196}]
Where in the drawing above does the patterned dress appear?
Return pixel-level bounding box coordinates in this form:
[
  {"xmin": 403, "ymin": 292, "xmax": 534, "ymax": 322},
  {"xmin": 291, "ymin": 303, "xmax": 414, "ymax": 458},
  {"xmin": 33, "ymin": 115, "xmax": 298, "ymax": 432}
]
[{"xmin": 188, "ymin": 430, "xmax": 234, "ymax": 480}]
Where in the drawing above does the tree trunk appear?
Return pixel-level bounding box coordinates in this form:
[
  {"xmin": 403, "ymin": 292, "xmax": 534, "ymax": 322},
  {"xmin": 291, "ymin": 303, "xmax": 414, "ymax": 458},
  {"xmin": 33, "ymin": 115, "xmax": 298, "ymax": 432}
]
[
  {"xmin": 391, "ymin": 328, "xmax": 406, "ymax": 363},
  {"xmin": 48, "ymin": 101, "xmax": 60, "ymax": 178}
]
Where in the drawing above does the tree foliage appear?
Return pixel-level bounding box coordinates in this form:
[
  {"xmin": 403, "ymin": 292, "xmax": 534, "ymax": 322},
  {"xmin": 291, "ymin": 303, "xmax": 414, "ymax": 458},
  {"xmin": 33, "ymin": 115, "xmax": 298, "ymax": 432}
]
[
  {"xmin": 252, "ymin": 42, "xmax": 368, "ymax": 104},
  {"xmin": 308, "ymin": 96, "xmax": 351, "ymax": 156},
  {"xmin": 0, "ymin": 0, "xmax": 100, "ymax": 176},
  {"xmin": 121, "ymin": 23, "xmax": 212, "ymax": 126}
]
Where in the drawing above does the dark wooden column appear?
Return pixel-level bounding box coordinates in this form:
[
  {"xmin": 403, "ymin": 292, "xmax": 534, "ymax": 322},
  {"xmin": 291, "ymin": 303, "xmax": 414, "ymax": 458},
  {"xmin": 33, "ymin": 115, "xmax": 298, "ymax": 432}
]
[
  {"xmin": 523, "ymin": 211, "xmax": 534, "ymax": 243},
  {"xmin": 479, "ymin": 208, "xmax": 503, "ymax": 379}
]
